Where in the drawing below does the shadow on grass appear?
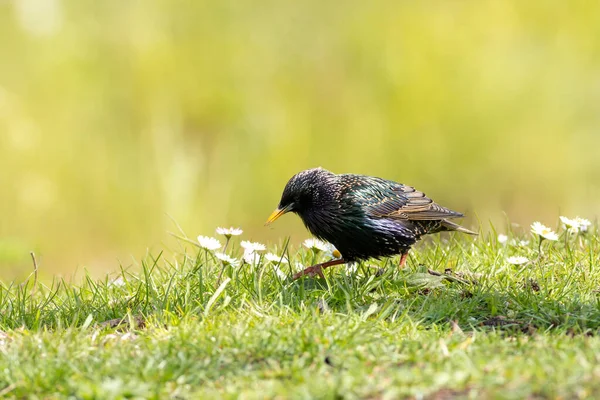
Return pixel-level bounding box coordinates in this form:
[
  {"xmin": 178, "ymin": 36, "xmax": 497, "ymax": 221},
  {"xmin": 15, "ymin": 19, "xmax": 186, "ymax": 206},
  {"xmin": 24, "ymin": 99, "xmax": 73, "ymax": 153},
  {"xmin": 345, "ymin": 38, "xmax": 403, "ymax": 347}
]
[{"xmin": 281, "ymin": 262, "xmax": 600, "ymax": 336}]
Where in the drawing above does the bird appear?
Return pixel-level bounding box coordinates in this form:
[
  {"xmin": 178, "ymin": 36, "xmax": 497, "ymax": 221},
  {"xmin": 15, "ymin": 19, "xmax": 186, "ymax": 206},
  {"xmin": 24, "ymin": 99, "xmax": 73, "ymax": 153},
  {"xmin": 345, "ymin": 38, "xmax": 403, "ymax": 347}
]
[{"xmin": 265, "ymin": 167, "xmax": 476, "ymax": 280}]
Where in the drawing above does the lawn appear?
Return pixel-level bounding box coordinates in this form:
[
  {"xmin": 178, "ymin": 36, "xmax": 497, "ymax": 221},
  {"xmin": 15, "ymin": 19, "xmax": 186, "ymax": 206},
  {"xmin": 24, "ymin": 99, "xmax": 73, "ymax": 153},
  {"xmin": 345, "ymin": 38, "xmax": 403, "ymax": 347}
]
[{"xmin": 1, "ymin": 220, "xmax": 599, "ymax": 399}]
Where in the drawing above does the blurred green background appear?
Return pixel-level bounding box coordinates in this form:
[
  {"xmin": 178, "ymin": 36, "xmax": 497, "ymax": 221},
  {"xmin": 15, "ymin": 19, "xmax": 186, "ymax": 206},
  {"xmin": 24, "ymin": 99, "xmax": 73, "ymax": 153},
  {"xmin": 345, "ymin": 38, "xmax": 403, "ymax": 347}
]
[{"xmin": 1, "ymin": 0, "xmax": 599, "ymax": 280}]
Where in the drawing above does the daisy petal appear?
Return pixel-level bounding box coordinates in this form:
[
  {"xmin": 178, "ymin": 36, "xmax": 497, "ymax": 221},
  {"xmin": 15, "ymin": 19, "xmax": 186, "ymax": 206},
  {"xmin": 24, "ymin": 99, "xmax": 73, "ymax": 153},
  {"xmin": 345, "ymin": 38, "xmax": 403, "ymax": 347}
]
[
  {"xmin": 303, "ymin": 238, "xmax": 331, "ymax": 252},
  {"xmin": 240, "ymin": 241, "xmax": 266, "ymax": 252},
  {"xmin": 507, "ymin": 256, "xmax": 529, "ymax": 265},
  {"xmin": 197, "ymin": 235, "xmax": 222, "ymax": 251},
  {"xmin": 214, "ymin": 252, "xmax": 240, "ymax": 267},
  {"xmin": 264, "ymin": 252, "xmax": 289, "ymax": 264},
  {"xmin": 216, "ymin": 227, "xmax": 243, "ymax": 237},
  {"xmin": 530, "ymin": 222, "xmax": 558, "ymax": 241}
]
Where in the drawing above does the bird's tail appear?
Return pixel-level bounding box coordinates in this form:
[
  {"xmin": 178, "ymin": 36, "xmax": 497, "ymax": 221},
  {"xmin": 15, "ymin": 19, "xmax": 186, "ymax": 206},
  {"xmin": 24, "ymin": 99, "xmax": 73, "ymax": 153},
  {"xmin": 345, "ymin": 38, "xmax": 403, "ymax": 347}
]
[{"xmin": 441, "ymin": 220, "xmax": 478, "ymax": 235}]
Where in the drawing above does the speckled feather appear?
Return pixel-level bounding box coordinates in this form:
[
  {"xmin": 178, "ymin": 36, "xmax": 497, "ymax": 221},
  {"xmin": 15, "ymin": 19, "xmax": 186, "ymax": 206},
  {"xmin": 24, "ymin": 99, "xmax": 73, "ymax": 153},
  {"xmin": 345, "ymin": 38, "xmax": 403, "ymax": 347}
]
[{"xmin": 274, "ymin": 168, "xmax": 475, "ymax": 262}]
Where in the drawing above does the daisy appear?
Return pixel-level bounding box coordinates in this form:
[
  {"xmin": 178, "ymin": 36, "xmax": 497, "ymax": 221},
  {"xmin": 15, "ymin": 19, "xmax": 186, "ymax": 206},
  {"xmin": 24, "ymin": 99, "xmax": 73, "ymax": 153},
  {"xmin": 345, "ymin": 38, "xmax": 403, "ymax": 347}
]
[
  {"xmin": 264, "ymin": 252, "xmax": 289, "ymax": 264},
  {"xmin": 322, "ymin": 242, "xmax": 342, "ymax": 259},
  {"xmin": 243, "ymin": 250, "xmax": 261, "ymax": 265},
  {"xmin": 506, "ymin": 256, "xmax": 529, "ymax": 265},
  {"xmin": 216, "ymin": 227, "xmax": 243, "ymax": 238},
  {"xmin": 497, "ymin": 234, "xmax": 508, "ymax": 245},
  {"xmin": 240, "ymin": 240, "xmax": 266, "ymax": 252},
  {"xmin": 214, "ymin": 252, "xmax": 240, "ymax": 267},
  {"xmin": 197, "ymin": 235, "xmax": 222, "ymax": 251},
  {"xmin": 215, "ymin": 251, "xmax": 239, "ymax": 284},
  {"xmin": 303, "ymin": 238, "xmax": 331, "ymax": 252},
  {"xmin": 530, "ymin": 222, "xmax": 558, "ymax": 241},
  {"xmin": 575, "ymin": 217, "xmax": 592, "ymax": 233},
  {"xmin": 560, "ymin": 216, "xmax": 580, "ymax": 233}
]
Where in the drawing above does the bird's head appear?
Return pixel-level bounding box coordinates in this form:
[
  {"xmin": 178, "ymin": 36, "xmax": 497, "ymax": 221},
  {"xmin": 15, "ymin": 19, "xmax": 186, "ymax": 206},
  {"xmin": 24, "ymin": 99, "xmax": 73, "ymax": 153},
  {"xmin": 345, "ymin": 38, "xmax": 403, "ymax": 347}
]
[{"xmin": 265, "ymin": 167, "xmax": 335, "ymax": 225}]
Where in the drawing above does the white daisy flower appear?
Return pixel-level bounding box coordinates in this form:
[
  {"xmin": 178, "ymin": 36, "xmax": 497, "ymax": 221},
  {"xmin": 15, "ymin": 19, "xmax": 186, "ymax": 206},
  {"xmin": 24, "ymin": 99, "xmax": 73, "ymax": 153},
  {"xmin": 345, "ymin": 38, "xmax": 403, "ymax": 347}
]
[
  {"xmin": 322, "ymin": 243, "xmax": 342, "ymax": 259},
  {"xmin": 243, "ymin": 250, "xmax": 261, "ymax": 265},
  {"xmin": 497, "ymin": 234, "xmax": 508, "ymax": 245},
  {"xmin": 216, "ymin": 227, "xmax": 243, "ymax": 237},
  {"xmin": 530, "ymin": 222, "xmax": 558, "ymax": 241},
  {"xmin": 560, "ymin": 216, "xmax": 580, "ymax": 233},
  {"xmin": 214, "ymin": 252, "xmax": 240, "ymax": 267},
  {"xmin": 518, "ymin": 240, "xmax": 530, "ymax": 246},
  {"xmin": 303, "ymin": 238, "xmax": 331, "ymax": 252},
  {"xmin": 330, "ymin": 248, "xmax": 342, "ymax": 259},
  {"xmin": 506, "ymin": 256, "xmax": 529, "ymax": 265},
  {"xmin": 197, "ymin": 235, "xmax": 222, "ymax": 250},
  {"xmin": 240, "ymin": 240, "xmax": 266, "ymax": 252},
  {"xmin": 264, "ymin": 252, "xmax": 288, "ymax": 264},
  {"xmin": 575, "ymin": 217, "xmax": 592, "ymax": 232}
]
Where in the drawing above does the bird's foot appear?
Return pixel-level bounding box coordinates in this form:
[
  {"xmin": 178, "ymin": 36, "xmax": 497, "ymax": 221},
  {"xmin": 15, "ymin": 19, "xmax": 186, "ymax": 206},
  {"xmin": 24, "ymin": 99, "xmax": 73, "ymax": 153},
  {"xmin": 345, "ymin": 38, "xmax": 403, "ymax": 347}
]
[
  {"xmin": 399, "ymin": 252, "xmax": 409, "ymax": 268},
  {"xmin": 292, "ymin": 265, "xmax": 324, "ymax": 280},
  {"xmin": 292, "ymin": 258, "xmax": 346, "ymax": 281}
]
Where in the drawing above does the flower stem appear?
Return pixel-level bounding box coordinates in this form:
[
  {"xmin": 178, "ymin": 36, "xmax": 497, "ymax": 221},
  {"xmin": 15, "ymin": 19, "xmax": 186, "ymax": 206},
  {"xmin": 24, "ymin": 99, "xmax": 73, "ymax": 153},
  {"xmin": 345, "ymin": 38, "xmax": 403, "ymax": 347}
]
[
  {"xmin": 217, "ymin": 262, "xmax": 226, "ymax": 285},
  {"xmin": 536, "ymin": 237, "xmax": 544, "ymax": 259}
]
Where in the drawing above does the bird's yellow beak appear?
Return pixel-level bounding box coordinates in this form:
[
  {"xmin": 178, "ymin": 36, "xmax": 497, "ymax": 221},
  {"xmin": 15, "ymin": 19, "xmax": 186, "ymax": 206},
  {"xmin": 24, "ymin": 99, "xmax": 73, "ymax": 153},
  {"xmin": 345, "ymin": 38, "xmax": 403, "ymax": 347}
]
[{"xmin": 265, "ymin": 207, "xmax": 288, "ymax": 226}]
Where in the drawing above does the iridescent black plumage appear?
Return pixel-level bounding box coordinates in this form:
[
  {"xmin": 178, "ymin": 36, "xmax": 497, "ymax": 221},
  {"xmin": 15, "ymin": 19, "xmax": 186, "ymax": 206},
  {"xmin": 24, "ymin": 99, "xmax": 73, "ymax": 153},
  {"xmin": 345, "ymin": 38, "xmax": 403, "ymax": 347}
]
[{"xmin": 266, "ymin": 167, "xmax": 476, "ymax": 278}]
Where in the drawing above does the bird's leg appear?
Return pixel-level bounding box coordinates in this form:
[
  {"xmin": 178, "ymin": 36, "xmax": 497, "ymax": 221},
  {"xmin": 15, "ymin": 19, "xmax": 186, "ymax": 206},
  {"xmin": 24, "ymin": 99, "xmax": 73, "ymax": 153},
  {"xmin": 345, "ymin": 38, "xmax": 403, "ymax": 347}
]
[
  {"xmin": 399, "ymin": 252, "xmax": 409, "ymax": 268},
  {"xmin": 292, "ymin": 259, "xmax": 346, "ymax": 280}
]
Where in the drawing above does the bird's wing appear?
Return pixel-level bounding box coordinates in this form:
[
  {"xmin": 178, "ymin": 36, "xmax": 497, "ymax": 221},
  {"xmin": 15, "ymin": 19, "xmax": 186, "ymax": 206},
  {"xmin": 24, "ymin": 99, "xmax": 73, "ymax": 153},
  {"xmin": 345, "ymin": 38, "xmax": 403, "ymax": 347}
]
[{"xmin": 342, "ymin": 176, "xmax": 463, "ymax": 221}]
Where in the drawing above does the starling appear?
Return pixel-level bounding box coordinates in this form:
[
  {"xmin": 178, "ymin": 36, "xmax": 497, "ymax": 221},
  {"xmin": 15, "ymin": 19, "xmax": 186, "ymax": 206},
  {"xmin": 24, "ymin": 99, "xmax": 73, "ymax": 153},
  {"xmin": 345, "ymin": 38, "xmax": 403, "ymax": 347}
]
[{"xmin": 265, "ymin": 167, "xmax": 476, "ymax": 280}]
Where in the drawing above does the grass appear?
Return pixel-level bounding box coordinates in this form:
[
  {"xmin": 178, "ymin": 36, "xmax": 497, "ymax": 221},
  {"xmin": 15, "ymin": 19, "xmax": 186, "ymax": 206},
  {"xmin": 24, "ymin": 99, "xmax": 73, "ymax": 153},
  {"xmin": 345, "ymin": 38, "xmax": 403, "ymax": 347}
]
[{"xmin": 1, "ymin": 223, "xmax": 600, "ymax": 399}]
